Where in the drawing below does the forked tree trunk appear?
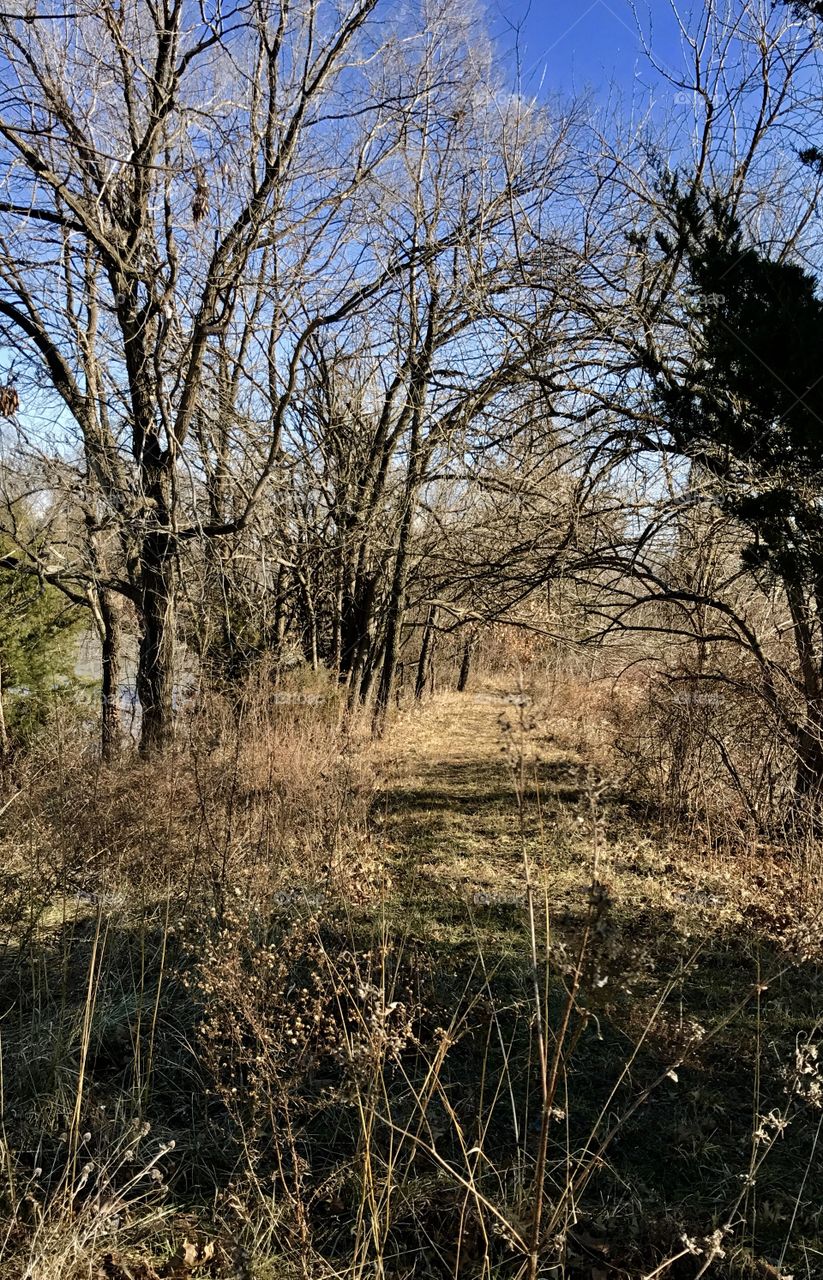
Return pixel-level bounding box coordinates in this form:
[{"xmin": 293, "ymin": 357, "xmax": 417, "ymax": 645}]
[
  {"xmin": 340, "ymin": 567, "xmax": 378, "ymax": 685},
  {"xmin": 345, "ymin": 585, "xmax": 380, "ymax": 711},
  {"xmin": 371, "ymin": 337, "xmax": 431, "ymax": 733}
]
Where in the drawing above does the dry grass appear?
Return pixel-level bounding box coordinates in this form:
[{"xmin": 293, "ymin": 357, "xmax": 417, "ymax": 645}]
[{"xmin": 0, "ymin": 673, "xmax": 821, "ymax": 1279}]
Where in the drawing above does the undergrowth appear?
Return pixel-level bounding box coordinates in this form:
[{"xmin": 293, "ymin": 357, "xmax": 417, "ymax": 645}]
[{"xmin": 0, "ymin": 677, "xmax": 821, "ymax": 1279}]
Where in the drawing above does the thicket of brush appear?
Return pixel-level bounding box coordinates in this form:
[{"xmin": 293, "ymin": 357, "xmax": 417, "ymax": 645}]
[{"xmin": 1, "ymin": 651, "xmax": 821, "ymax": 1280}]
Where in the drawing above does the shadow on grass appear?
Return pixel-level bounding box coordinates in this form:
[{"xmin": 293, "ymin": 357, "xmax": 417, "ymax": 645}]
[{"xmin": 3, "ymin": 883, "xmax": 821, "ymax": 1278}]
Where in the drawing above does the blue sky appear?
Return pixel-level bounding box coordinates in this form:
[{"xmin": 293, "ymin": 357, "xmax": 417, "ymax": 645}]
[{"xmin": 489, "ymin": 0, "xmax": 685, "ymax": 102}]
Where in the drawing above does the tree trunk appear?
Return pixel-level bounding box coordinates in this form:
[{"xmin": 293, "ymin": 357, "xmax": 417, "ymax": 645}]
[
  {"xmin": 371, "ymin": 318, "xmax": 433, "ymax": 733},
  {"xmin": 415, "ymin": 605, "xmax": 437, "ymax": 699},
  {"xmin": 340, "ymin": 561, "xmax": 377, "ymax": 683},
  {"xmin": 348, "ymin": 638, "xmax": 372, "ymax": 708},
  {"xmin": 0, "ymin": 666, "xmax": 8, "ymax": 758},
  {"xmin": 345, "ymin": 575, "xmax": 380, "ymax": 709},
  {"xmin": 373, "ymin": 556, "xmax": 409, "ymax": 734},
  {"xmin": 795, "ymin": 704, "xmax": 823, "ymax": 801},
  {"xmin": 296, "ymin": 571, "xmax": 319, "ymax": 671},
  {"xmin": 331, "ymin": 558, "xmax": 344, "ymax": 675},
  {"xmin": 372, "ymin": 463, "xmax": 420, "ymax": 732},
  {"xmin": 358, "ymin": 635, "xmax": 383, "ymax": 706},
  {"xmin": 99, "ymin": 588, "xmax": 122, "ymax": 763},
  {"xmin": 457, "ymin": 631, "xmax": 476, "ymax": 692},
  {"xmin": 270, "ymin": 565, "xmax": 287, "ymax": 675},
  {"xmin": 785, "ymin": 581, "xmax": 823, "ymax": 803},
  {"xmin": 136, "ymin": 531, "xmax": 176, "ymax": 756}
]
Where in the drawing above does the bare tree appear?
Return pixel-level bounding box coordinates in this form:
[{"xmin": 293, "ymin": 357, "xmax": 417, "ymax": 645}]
[{"xmin": 0, "ymin": 0, "xmax": 423, "ymax": 752}]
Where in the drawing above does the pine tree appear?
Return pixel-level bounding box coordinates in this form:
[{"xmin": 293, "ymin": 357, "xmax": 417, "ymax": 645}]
[
  {"xmin": 0, "ymin": 535, "xmax": 83, "ymax": 747},
  {"xmin": 654, "ymin": 193, "xmax": 823, "ymax": 796}
]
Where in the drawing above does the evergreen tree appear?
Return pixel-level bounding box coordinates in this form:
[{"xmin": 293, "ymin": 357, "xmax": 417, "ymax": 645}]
[
  {"xmin": 0, "ymin": 533, "xmax": 83, "ymax": 746},
  {"xmin": 652, "ymin": 192, "xmax": 823, "ymax": 796}
]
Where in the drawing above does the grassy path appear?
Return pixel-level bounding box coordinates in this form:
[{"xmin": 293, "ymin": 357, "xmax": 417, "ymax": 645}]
[
  {"xmin": 377, "ymin": 688, "xmax": 589, "ymax": 934},
  {"xmin": 367, "ymin": 687, "xmax": 823, "ymax": 1277}
]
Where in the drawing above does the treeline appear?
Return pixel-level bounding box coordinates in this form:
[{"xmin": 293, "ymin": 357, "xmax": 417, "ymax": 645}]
[{"xmin": 2, "ymin": 0, "xmax": 823, "ymax": 817}]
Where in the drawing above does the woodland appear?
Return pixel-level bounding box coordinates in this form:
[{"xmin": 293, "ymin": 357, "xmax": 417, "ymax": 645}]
[{"xmin": 0, "ymin": 1, "xmax": 822, "ymax": 1277}]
